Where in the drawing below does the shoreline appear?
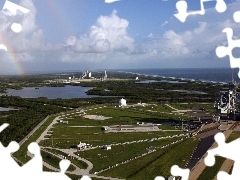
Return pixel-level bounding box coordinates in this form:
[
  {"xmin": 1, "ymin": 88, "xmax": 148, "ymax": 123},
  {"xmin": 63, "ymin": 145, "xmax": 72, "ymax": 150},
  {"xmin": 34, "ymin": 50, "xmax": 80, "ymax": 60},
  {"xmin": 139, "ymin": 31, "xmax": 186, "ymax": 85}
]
[{"xmin": 116, "ymin": 70, "xmax": 229, "ymax": 85}]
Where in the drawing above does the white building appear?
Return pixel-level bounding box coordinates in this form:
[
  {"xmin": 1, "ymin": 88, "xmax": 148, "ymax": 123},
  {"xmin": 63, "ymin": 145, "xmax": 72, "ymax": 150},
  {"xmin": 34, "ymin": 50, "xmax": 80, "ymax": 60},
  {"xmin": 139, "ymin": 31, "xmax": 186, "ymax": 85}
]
[
  {"xmin": 119, "ymin": 98, "xmax": 127, "ymax": 107},
  {"xmin": 103, "ymin": 145, "xmax": 111, "ymax": 150},
  {"xmin": 104, "ymin": 71, "xmax": 107, "ymax": 80},
  {"xmin": 77, "ymin": 142, "xmax": 86, "ymax": 150}
]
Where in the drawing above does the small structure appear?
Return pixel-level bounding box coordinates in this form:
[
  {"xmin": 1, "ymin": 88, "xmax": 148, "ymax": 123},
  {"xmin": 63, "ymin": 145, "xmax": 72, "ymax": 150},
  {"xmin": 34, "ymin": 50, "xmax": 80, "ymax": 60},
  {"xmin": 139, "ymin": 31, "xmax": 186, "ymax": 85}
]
[
  {"xmin": 104, "ymin": 71, "xmax": 107, "ymax": 80},
  {"xmin": 101, "ymin": 126, "xmax": 108, "ymax": 131},
  {"xmin": 103, "ymin": 145, "xmax": 111, "ymax": 150},
  {"xmin": 101, "ymin": 71, "xmax": 108, "ymax": 81},
  {"xmin": 81, "ymin": 70, "xmax": 92, "ymax": 79},
  {"xmin": 119, "ymin": 98, "xmax": 127, "ymax": 107},
  {"xmin": 77, "ymin": 142, "xmax": 86, "ymax": 150}
]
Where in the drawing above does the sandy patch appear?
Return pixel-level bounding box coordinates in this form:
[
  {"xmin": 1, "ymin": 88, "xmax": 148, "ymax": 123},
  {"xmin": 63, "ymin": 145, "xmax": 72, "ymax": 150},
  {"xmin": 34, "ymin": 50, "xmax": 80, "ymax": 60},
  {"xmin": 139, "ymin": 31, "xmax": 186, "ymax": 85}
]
[{"xmin": 83, "ymin": 115, "xmax": 112, "ymax": 120}]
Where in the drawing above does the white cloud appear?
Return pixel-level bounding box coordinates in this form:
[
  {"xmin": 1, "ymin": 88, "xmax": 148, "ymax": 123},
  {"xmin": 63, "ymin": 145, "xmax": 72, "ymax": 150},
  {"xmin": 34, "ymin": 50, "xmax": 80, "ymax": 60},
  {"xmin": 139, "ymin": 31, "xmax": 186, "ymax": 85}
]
[
  {"xmin": 1, "ymin": 0, "xmax": 240, "ymax": 74},
  {"xmin": 194, "ymin": 22, "xmax": 207, "ymax": 34},
  {"xmin": 162, "ymin": 30, "xmax": 190, "ymax": 55},
  {"xmin": 64, "ymin": 10, "xmax": 134, "ymax": 54},
  {"xmin": 148, "ymin": 33, "xmax": 153, "ymax": 38},
  {"xmin": 65, "ymin": 36, "xmax": 77, "ymax": 46},
  {"xmin": 105, "ymin": 0, "xmax": 120, "ymax": 3}
]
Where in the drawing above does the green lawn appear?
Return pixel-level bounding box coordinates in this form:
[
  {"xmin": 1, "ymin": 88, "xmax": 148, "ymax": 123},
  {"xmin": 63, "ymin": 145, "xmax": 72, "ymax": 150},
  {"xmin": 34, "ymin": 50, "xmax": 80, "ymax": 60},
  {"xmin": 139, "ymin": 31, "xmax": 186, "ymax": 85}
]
[
  {"xmin": 77, "ymin": 136, "xmax": 185, "ymax": 173},
  {"xmin": 100, "ymin": 138, "xmax": 198, "ymax": 179}
]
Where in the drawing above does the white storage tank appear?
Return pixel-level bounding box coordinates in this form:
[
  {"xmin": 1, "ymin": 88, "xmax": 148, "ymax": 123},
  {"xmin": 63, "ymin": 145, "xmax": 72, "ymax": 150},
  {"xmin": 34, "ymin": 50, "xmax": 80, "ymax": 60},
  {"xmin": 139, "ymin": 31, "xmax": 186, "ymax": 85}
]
[{"xmin": 119, "ymin": 98, "xmax": 127, "ymax": 107}]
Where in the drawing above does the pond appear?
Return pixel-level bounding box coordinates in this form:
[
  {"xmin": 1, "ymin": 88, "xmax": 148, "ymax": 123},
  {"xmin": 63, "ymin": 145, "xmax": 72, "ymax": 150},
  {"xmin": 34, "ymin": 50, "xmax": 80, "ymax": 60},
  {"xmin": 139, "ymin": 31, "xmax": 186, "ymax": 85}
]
[
  {"xmin": 0, "ymin": 107, "xmax": 18, "ymax": 111},
  {"xmin": 167, "ymin": 90, "xmax": 207, "ymax": 95}
]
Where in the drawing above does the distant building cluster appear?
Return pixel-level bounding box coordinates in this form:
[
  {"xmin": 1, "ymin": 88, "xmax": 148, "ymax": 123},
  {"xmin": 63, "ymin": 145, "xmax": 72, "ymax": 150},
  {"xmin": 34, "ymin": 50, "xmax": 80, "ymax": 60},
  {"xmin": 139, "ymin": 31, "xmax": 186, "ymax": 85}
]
[{"xmin": 81, "ymin": 70, "xmax": 92, "ymax": 79}]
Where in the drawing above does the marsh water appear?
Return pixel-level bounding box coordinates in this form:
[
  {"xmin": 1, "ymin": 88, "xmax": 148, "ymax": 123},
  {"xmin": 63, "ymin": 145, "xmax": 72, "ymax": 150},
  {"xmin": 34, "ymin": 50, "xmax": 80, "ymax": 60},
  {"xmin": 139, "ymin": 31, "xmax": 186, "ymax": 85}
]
[{"xmin": 3, "ymin": 86, "xmax": 99, "ymax": 99}]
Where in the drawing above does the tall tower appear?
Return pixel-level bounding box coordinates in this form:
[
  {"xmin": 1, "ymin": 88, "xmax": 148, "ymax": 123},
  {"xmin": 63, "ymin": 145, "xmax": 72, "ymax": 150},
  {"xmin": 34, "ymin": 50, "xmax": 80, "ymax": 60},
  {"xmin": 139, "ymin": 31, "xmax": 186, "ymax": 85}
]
[
  {"xmin": 104, "ymin": 71, "xmax": 107, "ymax": 80},
  {"xmin": 228, "ymin": 81, "xmax": 238, "ymax": 120},
  {"xmin": 214, "ymin": 80, "xmax": 239, "ymax": 120}
]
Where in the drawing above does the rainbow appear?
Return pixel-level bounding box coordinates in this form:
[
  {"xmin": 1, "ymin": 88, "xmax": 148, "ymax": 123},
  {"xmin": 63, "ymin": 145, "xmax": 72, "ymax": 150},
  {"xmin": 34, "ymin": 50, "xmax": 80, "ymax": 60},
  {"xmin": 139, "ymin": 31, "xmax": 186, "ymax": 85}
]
[{"xmin": 0, "ymin": 36, "xmax": 25, "ymax": 75}]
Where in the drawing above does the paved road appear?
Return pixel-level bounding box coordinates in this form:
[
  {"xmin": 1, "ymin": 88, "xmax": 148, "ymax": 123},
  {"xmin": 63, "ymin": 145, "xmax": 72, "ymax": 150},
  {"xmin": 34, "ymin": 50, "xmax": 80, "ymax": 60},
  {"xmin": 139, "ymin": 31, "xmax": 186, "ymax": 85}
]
[
  {"xmin": 186, "ymin": 124, "xmax": 220, "ymax": 169},
  {"xmin": 19, "ymin": 115, "xmax": 50, "ymax": 146},
  {"xmin": 43, "ymin": 147, "xmax": 93, "ymax": 173},
  {"xmin": 36, "ymin": 116, "xmax": 59, "ymax": 143},
  {"xmin": 186, "ymin": 134, "xmax": 216, "ymax": 170},
  {"xmin": 165, "ymin": 104, "xmax": 178, "ymax": 111},
  {"xmin": 11, "ymin": 109, "xmax": 126, "ymax": 180},
  {"xmin": 188, "ymin": 130, "xmax": 233, "ymax": 180}
]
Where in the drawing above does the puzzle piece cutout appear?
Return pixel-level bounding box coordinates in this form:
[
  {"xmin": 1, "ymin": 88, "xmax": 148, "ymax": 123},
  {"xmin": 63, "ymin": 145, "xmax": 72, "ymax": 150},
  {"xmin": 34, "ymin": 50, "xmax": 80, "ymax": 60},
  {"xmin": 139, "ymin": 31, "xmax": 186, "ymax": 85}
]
[
  {"xmin": 233, "ymin": 11, "xmax": 240, "ymax": 23},
  {"xmin": 0, "ymin": 123, "xmax": 9, "ymax": 132},
  {"xmin": 205, "ymin": 132, "xmax": 240, "ymax": 179},
  {"xmin": 216, "ymin": 12, "xmax": 240, "ymax": 78},
  {"xmin": 0, "ymin": 0, "xmax": 30, "ymax": 51},
  {"xmin": 154, "ymin": 165, "xmax": 189, "ymax": 180},
  {"xmin": 174, "ymin": 0, "xmax": 227, "ymax": 22},
  {"xmin": 81, "ymin": 175, "xmax": 92, "ymax": 180},
  {"xmin": 0, "ymin": 123, "xmax": 78, "ymax": 180},
  {"xmin": 3, "ymin": 0, "xmax": 30, "ymax": 33}
]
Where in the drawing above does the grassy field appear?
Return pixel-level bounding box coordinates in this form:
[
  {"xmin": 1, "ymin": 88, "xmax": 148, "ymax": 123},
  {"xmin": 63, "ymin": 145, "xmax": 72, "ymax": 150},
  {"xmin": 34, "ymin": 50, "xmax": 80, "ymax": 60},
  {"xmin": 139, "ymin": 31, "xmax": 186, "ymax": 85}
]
[
  {"xmin": 39, "ymin": 105, "xmax": 188, "ymax": 149},
  {"xmin": 34, "ymin": 104, "xmax": 194, "ymax": 179},
  {"xmin": 77, "ymin": 136, "xmax": 186, "ymax": 173},
  {"xmin": 170, "ymin": 103, "xmax": 214, "ymax": 113},
  {"xmin": 41, "ymin": 150, "xmax": 76, "ymax": 171},
  {"xmin": 100, "ymin": 138, "xmax": 198, "ymax": 179},
  {"xmin": 13, "ymin": 103, "xmax": 205, "ymax": 179}
]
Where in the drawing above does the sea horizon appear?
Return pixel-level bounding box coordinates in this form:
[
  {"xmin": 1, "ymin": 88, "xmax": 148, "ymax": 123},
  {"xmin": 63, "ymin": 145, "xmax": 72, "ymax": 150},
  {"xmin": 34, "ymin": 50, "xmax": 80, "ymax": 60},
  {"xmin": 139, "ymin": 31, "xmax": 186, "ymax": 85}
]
[{"xmin": 2, "ymin": 67, "xmax": 239, "ymax": 84}]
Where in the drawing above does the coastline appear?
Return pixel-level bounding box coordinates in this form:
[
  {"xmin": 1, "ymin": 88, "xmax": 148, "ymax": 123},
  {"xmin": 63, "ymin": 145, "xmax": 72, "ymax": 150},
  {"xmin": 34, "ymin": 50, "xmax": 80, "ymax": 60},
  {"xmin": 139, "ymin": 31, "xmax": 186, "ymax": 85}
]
[{"xmin": 114, "ymin": 68, "xmax": 237, "ymax": 84}]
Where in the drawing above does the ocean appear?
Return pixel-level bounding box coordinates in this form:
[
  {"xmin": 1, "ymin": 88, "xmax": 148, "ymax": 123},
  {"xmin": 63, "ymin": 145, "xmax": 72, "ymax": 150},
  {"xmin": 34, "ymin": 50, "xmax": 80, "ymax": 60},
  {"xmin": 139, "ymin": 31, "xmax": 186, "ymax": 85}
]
[{"xmin": 117, "ymin": 68, "xmax": 240, "ymax": 84}]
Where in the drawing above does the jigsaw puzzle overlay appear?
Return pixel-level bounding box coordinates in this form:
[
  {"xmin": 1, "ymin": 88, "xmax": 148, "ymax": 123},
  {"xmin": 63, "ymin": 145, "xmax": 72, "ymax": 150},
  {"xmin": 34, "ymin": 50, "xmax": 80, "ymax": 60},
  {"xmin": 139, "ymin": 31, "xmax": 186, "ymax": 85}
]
[
  {"xmin": 204, "ymin": 132, "xmax": 240, "ymax": 180},
  {"xmin": 175, "ymin": 0, "xmax": 240, "ymax": 78},
  {"xmin": 0, "ymin": 123, "xmax": 72, "ymax": 180},
  {"xmin": 0, "ymin": 123, "xmax": 190, "ymax": 180},
  {"xmin": 215, "ymin": 10, "xmax": 240, "ymax": 78},
  {"xmin": 0, "ymin": 0, "xmax": 30, "ymax": 51},
  {"xmin": 175, "ymin": 1, "xmax": 240, "ymax": 179},
  {"xmin": 174, "ymin": 0, "xmax": 227, "ymax": 23},
  {"xmin": 1, "ymin": 0, "xmax": 240, "ymax": 179}
]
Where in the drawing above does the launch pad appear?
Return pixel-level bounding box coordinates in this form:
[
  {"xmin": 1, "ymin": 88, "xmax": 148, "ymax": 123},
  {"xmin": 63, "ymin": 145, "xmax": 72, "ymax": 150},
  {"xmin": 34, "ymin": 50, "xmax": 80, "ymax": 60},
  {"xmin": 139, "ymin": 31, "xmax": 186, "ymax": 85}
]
[{"xmin": 214, "ymin": 80, "xmax": 240, "ymax": 121}]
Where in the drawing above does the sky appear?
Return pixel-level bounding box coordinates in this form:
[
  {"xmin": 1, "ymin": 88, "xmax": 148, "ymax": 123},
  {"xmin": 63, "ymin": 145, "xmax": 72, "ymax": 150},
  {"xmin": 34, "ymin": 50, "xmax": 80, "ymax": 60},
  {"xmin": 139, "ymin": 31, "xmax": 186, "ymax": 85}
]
[{"xmin": 0, "ymin": 0, "xmax": 240, "ymax": 75}]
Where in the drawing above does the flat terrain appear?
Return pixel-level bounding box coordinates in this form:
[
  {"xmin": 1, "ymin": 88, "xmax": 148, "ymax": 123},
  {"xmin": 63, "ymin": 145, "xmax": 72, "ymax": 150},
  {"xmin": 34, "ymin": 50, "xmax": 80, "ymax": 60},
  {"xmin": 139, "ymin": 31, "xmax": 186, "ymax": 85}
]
[
  {"xmin": 12, "ymin": 101, "xmax": 217, "ymax": 180},
  {"xmin": 0, "ymin": 72, "xmax": 237, "ymax": 180}
]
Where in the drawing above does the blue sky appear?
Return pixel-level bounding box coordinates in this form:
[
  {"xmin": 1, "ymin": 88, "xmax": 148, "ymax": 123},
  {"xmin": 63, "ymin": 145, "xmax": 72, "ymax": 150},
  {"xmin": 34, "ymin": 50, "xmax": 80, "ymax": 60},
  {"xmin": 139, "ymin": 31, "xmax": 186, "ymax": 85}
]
[{"xmin": 0, "ymin": 0, "xmax": 240, "ymax": 74}]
